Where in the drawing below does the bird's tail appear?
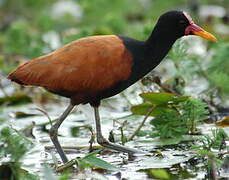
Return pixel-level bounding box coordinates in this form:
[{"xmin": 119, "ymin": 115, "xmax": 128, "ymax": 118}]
[{"xmin": 8, "ymin": 61, "xmax": 31, "ymax": 85}]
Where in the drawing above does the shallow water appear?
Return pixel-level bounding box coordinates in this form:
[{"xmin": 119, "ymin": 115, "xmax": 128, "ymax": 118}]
[{"xmin": 1, "ymin": 96, "xmax": 229, "ymax": 180}]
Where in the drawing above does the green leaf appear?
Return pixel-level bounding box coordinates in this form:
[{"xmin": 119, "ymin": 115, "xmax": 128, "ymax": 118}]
[
  {"xmin": 80, "ymin": 150, "xmax": 118, "ymax": 171},
  {"xmin": 180, "ymin": 98, "xmax": 209, "ymax": 123},
  {"xmin": 150, "ymin": 110, "xmax": 188, "ymax": 138},
  {"xmin": 0, "ymin": 127, "xmax": 33, "ymax": 162},
  {"xmin": 82, "ymin": 153, "xmax": 118, "ymax": 171},
  {"xmin": 140, "ymin": 92, "xmax": 176, "ymax": 105},
  {"xmin": 148, "ymin": 169, "xmax": 170, "ymax": 180},
  {"xmin": 131, "ymin": 102, "xmax": 153, "ymax": 115},
  {"xmin": 82, "ymin": 150, "xmax": 101, "ymax": 159},
  {"xmin": 83, "ymin": 156, "xmax": 118, "ymax": 171},
  {"xmin": 171, "ymin": 96, "xmax": 189, "ymax": 104},
  {"xmin": 131, "ymin": 103, "xmax": 176, "ymax": 117}
]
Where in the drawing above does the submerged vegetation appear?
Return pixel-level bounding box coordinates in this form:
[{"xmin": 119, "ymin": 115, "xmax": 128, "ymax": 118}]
[
  {"xmin": 131, "ymin": 93, "xmax": 208, "ymax": 138},
  {"xmin": 0, "ymin": 0, "xmax": 229, "ymax": 179}
]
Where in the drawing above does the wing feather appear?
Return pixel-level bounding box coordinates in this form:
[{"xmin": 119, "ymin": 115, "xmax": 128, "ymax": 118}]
[{"xmin": 8, "ymin": 35, "xmax": 132, "ymax": 95}]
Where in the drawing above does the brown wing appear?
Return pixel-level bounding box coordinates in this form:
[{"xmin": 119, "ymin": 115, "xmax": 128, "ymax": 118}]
[{"xmin": 8, "ymin": 35, "xmax": 132, "ymax": 102}]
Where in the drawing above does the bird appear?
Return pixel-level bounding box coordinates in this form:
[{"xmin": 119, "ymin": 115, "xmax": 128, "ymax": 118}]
[{"xmin": 8, "ymin": 10, "xmax": 217, "ymax": 164}]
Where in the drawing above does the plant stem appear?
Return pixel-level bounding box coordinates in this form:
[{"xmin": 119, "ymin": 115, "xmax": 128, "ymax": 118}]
[
  {"xmin": 128, "ymin": 106, "xmax": 155, "ymax": 141},
  {"xmin": 45, "ymin": 145, "xmax": 103, "ymax": 150},
  {"xmin": 35, "ymin": 107, "xmax": 53, "ymax": 126},
  {"xmin": 56, "ymin": 159, "xmax": 76, "ymax": 172}
]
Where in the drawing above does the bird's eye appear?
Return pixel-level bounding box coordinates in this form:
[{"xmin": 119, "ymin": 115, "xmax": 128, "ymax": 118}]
[{"xmin": 179, "ymin": 20, "xmax": 186, "ymax": 24}]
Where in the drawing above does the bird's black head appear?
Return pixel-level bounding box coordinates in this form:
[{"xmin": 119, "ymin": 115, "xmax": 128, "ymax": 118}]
[
  {"xmin": 155, "ymin": 11, "xmax": 190, "ymax": 38},
  {"xmin": 152, "ymin": 10, "xmax": 217, "ymax": 42}
]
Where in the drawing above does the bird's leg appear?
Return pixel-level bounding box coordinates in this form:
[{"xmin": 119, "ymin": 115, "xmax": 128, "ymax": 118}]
[
  {"xmin": 49, "ymin": 103, "xmax": 75, "ymax": 163},
  {"xmin": 93, "ymin": 106, "xmax": 142, "ymax": 154}
]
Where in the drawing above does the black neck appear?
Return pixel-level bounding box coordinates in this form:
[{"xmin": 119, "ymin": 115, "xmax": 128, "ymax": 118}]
[
  {"xmin": 144, "ymin": 25, "xmax": 177, "ymax": 63},
  {"xmin": 117, "ymin": 26, "xmax": 179, "ymax": 87},
  {"xmin": 99, "ymin": 29, "xmax": 179, "ymax": 101}
]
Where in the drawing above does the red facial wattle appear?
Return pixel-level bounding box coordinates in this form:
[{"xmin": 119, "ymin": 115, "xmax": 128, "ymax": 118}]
[
  {"xmin": 183, "ymin": 11, "xmax": 218, "ymax": 42},
  {"xmin": 185, "ymin": 23, "xmax": 204, "ymax": 35}
]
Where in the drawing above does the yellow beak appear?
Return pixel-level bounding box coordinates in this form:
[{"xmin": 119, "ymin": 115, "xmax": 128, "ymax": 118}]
[
  {"xmin": 193, "ymin": 30, "xmax": 218, "ymax": 42},
  {"xmin": 185, "ymin": 23, "xmax": 218, "ymax": 42}
]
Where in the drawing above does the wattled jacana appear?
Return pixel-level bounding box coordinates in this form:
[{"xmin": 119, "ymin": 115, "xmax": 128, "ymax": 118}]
[{"xmin": 8, "ymin": 11, "xmax": 217, "ymax": 164}]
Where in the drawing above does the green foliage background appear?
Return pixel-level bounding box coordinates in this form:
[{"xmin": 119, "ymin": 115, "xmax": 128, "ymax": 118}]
[
  {"xmin": 0, "ymin": 0, "xmax": 228, "ymax": 100},
  {"xmin": 0, "ymin": 0, "xmax": 227, "ymax": 59},
  {"xmin": 0, "ymin": 0, "xmax": 228, "ymax": 179}
]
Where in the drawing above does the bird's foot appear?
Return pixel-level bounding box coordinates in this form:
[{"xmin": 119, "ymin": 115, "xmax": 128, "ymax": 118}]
[{"xmin": 97, "ymin": 135, "xmax": 145, "ymax": 155}]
